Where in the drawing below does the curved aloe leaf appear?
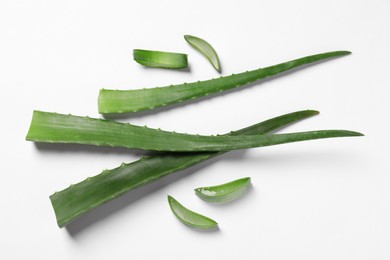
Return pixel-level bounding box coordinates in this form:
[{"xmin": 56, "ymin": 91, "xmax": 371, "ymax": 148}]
[
  {"xmin": 26, "ymin": 111, "xmax": 362, "ymax": 152},
  {"xmin": 133, "ymin": 49, "xmax": 188, "ymax": 69},
  {"xmin": 98, "ymin": 51, "xmax": 351, "ymax": 114},
  {"xmin": 168, "ymin": 195, "xmax": 218, "ymax": 229},
  {"xmin": 50, "ymin": 110, "xmax": 320, "ymax": 227},
  {"xmin": 184, "ymin": 35, "xmax": 221, "ymax": 72},
  {"xmin": 195, "ymin": 177, "xmax": 251, "ymax": 203}
]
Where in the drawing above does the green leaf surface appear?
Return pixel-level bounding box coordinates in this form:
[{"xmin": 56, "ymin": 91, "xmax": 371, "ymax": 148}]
[
  {"xmin": 26, "ymin": 111, "xmax": 362, "ymax": 152},
  {"xmin": 98, "ymin": 51, "xmax": 351, "ymax": 114},
  {"xmin": 49, "ymin": 110, "xmax": 320, "ymax": 227},
  {"xmin": 168, "ymin": 195, "xmax": 218, "ymax": 229},
  {"xmin": 133, "ymin": 49, "xmax": 188, "ymax": 69},
  {"xmin": 184, "ymin": 35, "xmax": 221, "ymax": 72},
  {"xmin": 195, "ymin": 177, "xmax": 251, "ymax": 203}
]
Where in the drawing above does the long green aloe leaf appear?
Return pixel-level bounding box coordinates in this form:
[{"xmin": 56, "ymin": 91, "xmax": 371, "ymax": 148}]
[
  {"xmin": 98, "ymin": 51, "xmax": 351, "ymax": 114},
  {"xmin": 26, "ymin": 111, "xmax": 362, "ymax": 152},
  {"xmin": 50, "ymin": 110, "xmax": 351, "ymax": 227}
]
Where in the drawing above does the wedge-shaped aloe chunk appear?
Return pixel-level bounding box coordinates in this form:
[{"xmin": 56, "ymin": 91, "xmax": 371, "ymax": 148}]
[
  {"xmin": 168, "ymin": 195, "xmax": 218, "ymax": 229},
  {"xmin": 48, "ymin": 110, "xmax": 359, "ymax": 227},
  {"xmin": 26, "ymin": 111, "xmax": 362, "ymax": 152},
  {"xmin": 195, "ymin": 177, "xmax": 251, "ymax": 203},
  {"xmin": 133, "ymin": 49, "xmax": 188, "ymax": 69},
  {"xmin": 99, "ymin": 50, "xmax": 351, "ymax": 114},
  {"xmin": 184, "ymin": 35, "xmax": 221, "ymax": 72}
]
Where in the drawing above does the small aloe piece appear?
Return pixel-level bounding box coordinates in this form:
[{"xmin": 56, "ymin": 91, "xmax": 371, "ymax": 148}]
[
  {"xmin": 133, "ymin": 49, "xmax": 188, "ymax": 69},
  {"xmin": 168, "ymin": 195, "xmax": 218, "ymax": 229},
  {"xmin": 184, "ymin": 35, "xmax": 221, "ymax": 72},
  {"xmin": 50, "ymin": 110, "xmax": 320, "ymax": 227},
  {"xmin": 26, "ymin": 111, "xmax": 362, "ymax": 152},
  {"xmin": 98, "ymin": 50, "xmax": 351, "ymax": 114},
  {"xmin": 195, "ymin": 177, "xmax": 251, "ymax": 203}
]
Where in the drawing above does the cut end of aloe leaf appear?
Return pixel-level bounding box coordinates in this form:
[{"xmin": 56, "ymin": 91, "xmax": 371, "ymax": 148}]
[
  {"xmin": 25, "ymin": 110, "xmax": 42, "ymax": 142},
  {"xmin": 168, "ymin": 195, "xmax": 218, "ymax": 229},
  {"xmin": 184, "ymin": 34, "xmax": 221, "ymax": 72},
  {"xmin": 49, "ymin": 194, "xmax": 67, "ymax": 228},
  {"xmin": 133, "ymin": 49, "xmax": 188, "ymax": 69},
  {"xmin": 195, "ymin": 177, "xmax": 251, "ymax": 203}
]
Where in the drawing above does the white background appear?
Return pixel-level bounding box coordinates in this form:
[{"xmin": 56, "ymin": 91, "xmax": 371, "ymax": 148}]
[{"xmin": 1, "ymin": 0, "xmax": 389, "ymax": 259}]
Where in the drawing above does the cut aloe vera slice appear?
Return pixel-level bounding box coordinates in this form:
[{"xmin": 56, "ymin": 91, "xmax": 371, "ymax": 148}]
[
  {"xmin": 168, "ymin": 195, "xmax": 218, "ymax": 229},
  {"xmin": 133, "ymin": 49, "xmax": 188, "ymax": 69},
  {"xmin": 184, "ymin": 35, "xmax": 221, "ymax": 72},
  {"xmin": 195, "ymin": 177, "xmax": 251, "ymax": 203}
]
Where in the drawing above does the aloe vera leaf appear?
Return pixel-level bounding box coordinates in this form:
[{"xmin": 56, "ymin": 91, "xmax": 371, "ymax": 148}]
[
  {"xmin": 98, "ymin": 50, "xmax": 351, "ymax": 114},
  {"xmin": 167, "ymin": 195, "xmax": 218, "ymax": 229},
  {"xmin": 195, "ymin": 177, "xmax": 251, "ymax": 203},
  {"xmin": 133, "ymin": 49, "xmax": 188, "ymax": 69},
  {"xmin": 184, "ymin": 35, "xmax": 221, "ymax": 72},
  {"xmin": 49, "ymin": 110, "xmax": 336, "ymax": 227},
  {"xmin": 26, "ymin": 111, "xmax": 362, "ymax": 152}
]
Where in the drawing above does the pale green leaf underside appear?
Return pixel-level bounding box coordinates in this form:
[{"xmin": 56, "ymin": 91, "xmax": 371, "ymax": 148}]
[
  {"xmin": 26, "ymin": 111, "xmax": 362, "ymax": 152},
  {"xmin": 184, "ymin": 34, "xmax": 221, "ymax": 72},
  {"xmin": 98, "ymin": 51, "xmax": 351, "ymax": 114},
  {"xmin": 168, "ymin": 195, "xmax": 218, "ymax": 229},
  {"xmin": 195, "ymin": 177, "xmax": 251, "ymax": 203},
  {"xmin": 133, "ymin": 49, "xmax": 188, "ymax": 69}
]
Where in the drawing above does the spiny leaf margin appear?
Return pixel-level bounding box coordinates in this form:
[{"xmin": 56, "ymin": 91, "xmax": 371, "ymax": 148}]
[
  {"xmin": 48, "ymin": 110, "xmax": 358, "ymax": 228},
  {"xmin": 26, "ymin": 111, "xmax": 362, "ymax": 152},
  {"xmin": 99, "ymin": 50, "xmax": 351, "ymax": 114}
]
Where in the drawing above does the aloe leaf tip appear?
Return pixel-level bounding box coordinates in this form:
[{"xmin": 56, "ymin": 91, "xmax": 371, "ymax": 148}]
[
  {"xmin": 341, "ymin": 130, "xmax": 363, "ymax": 136},
  {"xmin": 332, "ymin": 50, "xmax": 352, "ymax": 56},
  {"xmin": 353, "ymin": 131, "xmax": 364, "ymax": 136},
  {"xmin": 307, "ymin": 110, "xmax": 320, "ymax": 115}
]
